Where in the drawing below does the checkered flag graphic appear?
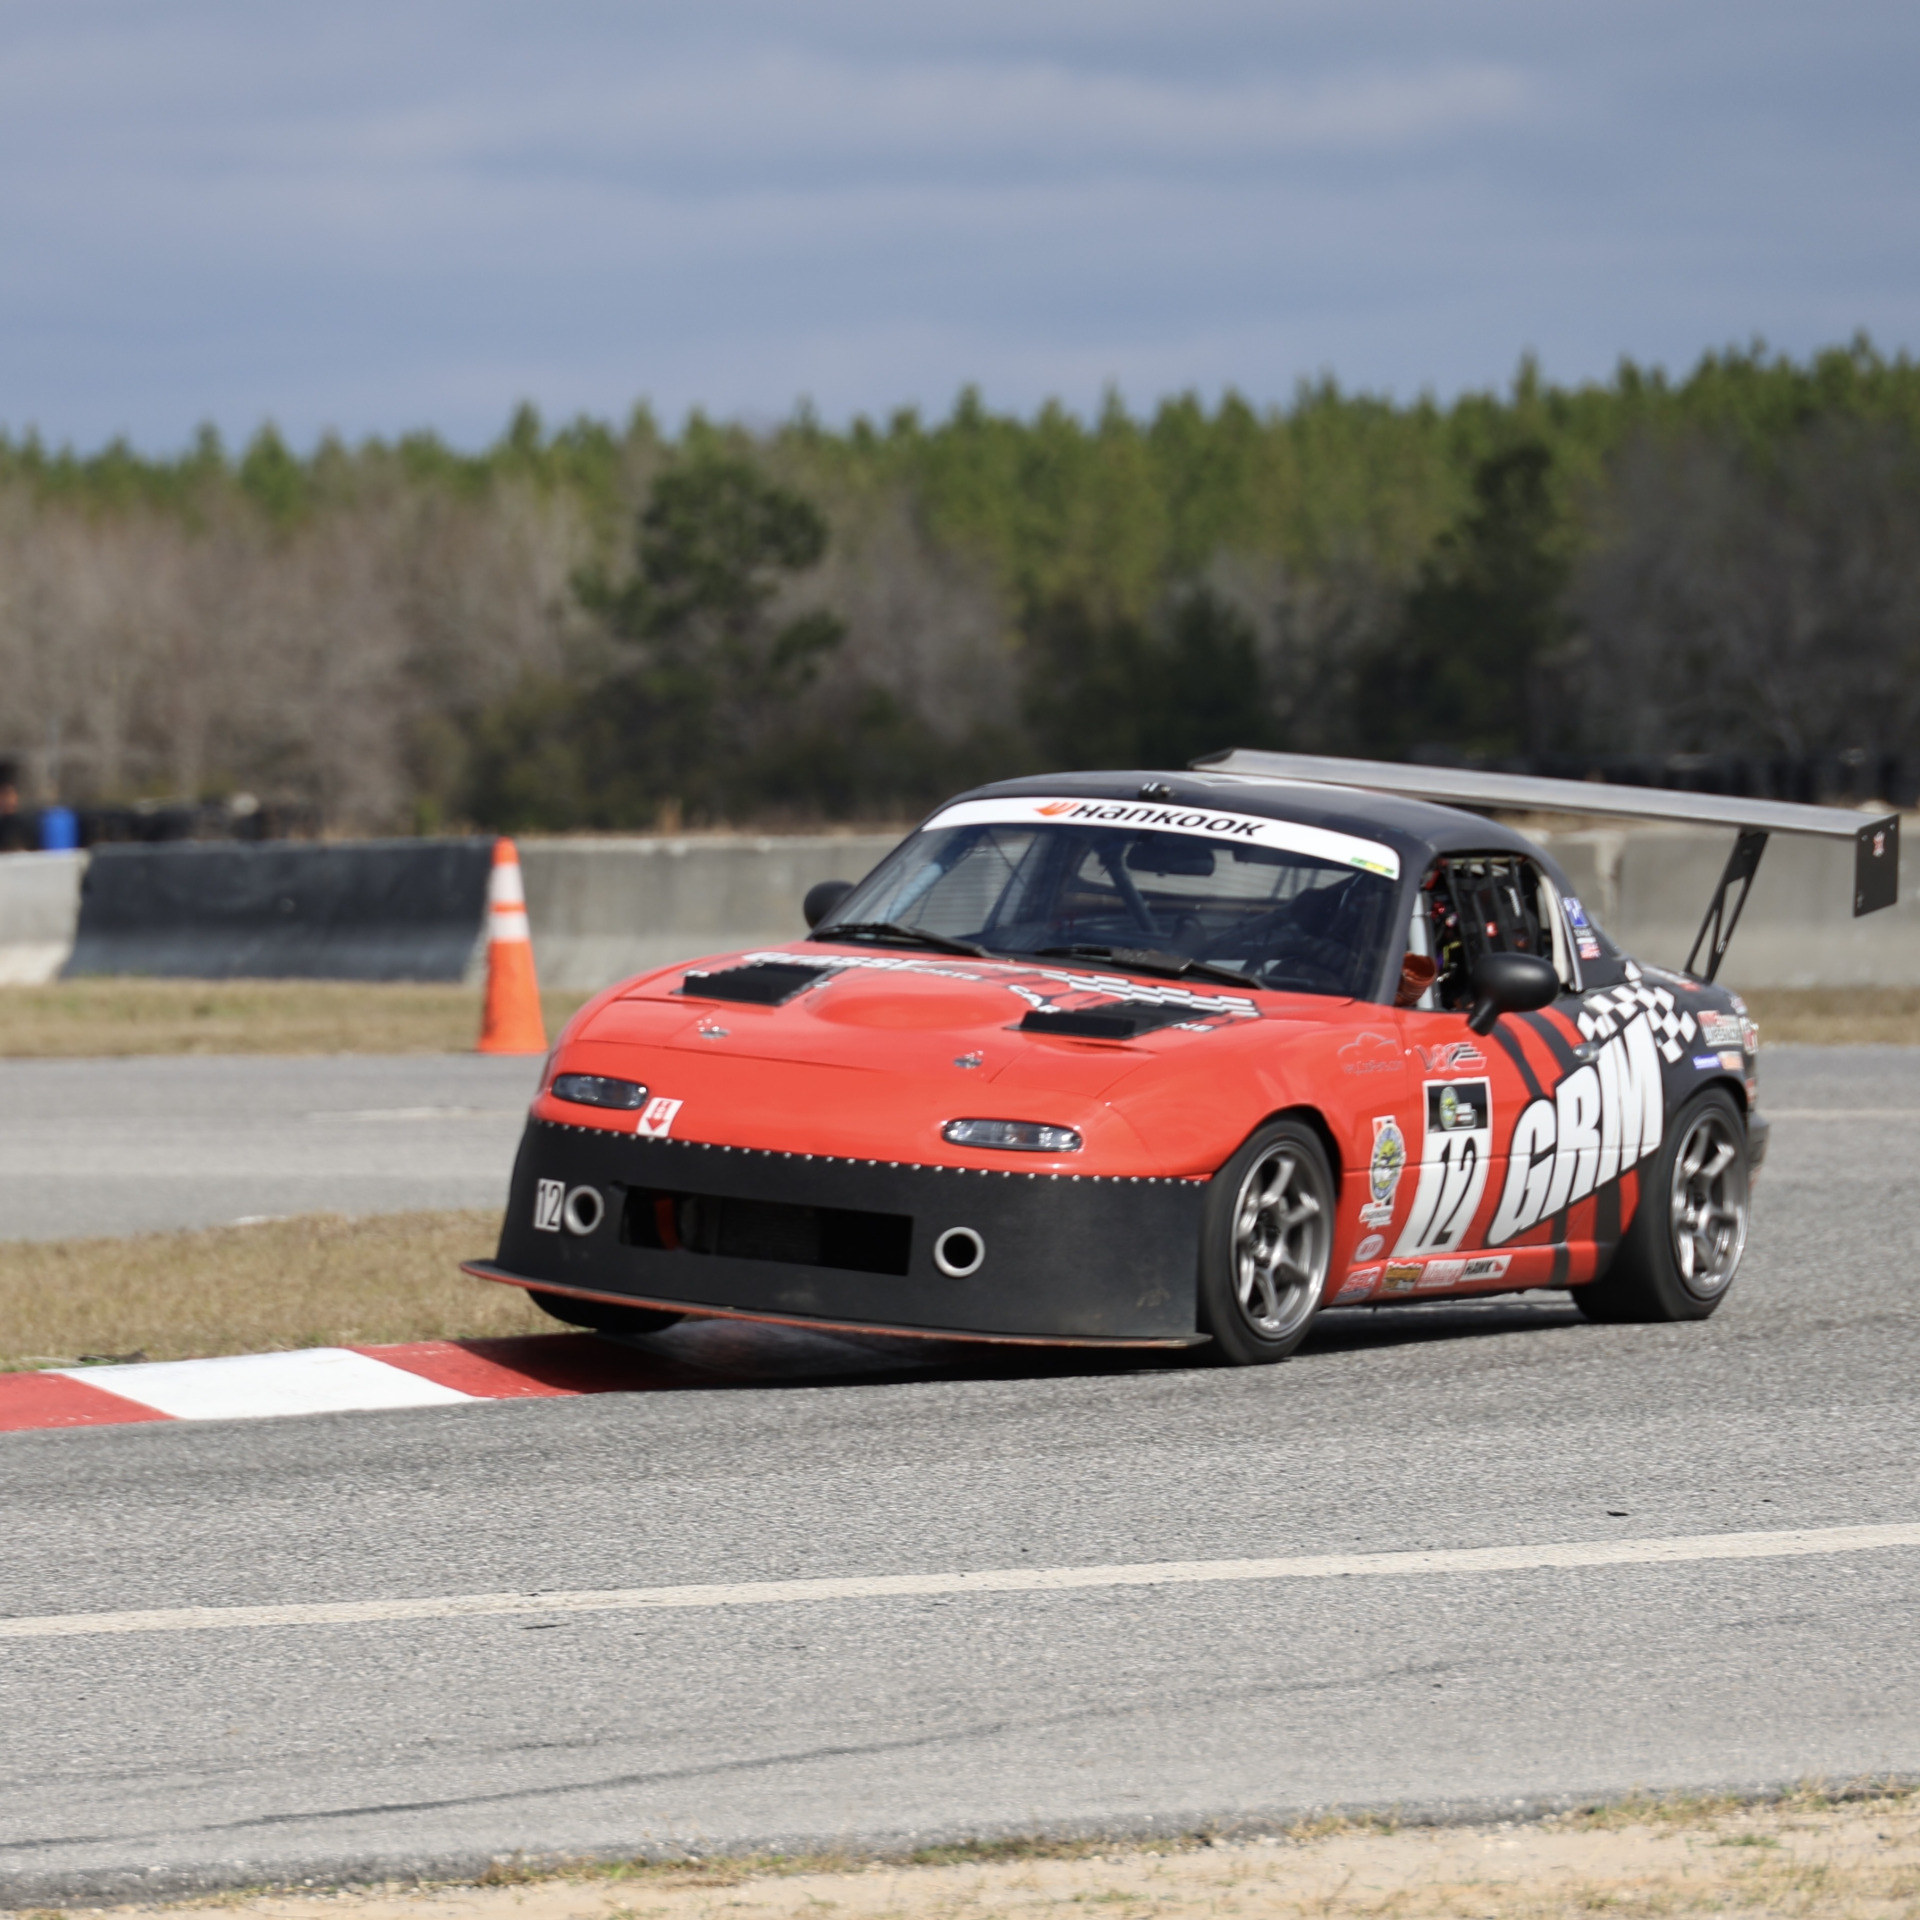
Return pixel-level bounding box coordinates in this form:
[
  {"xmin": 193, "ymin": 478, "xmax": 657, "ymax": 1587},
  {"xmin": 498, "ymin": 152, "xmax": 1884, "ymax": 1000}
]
[{"xmin": 1577, "ymin": 983, "xmax": 1697, "ymax": 1063}]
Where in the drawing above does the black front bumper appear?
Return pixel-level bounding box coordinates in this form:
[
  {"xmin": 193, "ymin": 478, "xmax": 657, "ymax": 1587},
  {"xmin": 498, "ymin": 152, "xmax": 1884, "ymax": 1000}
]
[{"xmin": 478, "ymin": 1118, "xmax": 1208, "ymax": 1345}]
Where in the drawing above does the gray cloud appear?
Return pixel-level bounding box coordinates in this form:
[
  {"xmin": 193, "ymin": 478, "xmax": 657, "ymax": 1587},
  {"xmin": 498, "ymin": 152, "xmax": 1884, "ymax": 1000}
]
[{"xmin": 0, "ymin": 0, "xmax": 1915, "ymax": 447}]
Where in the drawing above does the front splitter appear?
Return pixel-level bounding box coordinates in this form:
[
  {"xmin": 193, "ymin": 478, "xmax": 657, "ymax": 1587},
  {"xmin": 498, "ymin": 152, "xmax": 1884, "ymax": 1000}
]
[{"xmin": 464, "ymin": 1260, "xmax": 1207, "ymax": 1348}]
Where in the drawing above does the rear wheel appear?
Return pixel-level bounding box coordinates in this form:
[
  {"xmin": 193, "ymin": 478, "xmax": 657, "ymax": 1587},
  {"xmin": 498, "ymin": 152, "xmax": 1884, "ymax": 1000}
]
[
  {"xmin": 527, "ymin": 1289, "xmax": 683, "ymax": 1337},
  {"xmin": 1576, "ymin": 1087, "xmax": 1750, "ymax": 1323},
  {"xmin": 1197, "ymin": 1118, "xmax": 1335, "ymax": 1364}
]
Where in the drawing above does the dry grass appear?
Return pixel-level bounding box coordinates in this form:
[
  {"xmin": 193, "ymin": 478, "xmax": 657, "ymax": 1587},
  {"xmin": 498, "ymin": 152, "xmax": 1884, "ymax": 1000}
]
[
  {"xmin": 1741, "ymin": 986, "xmax": 1920, "ymax": 1046},
  {"xmin": 27, "ymin": 1784, "xmax": 1913, "ymax": 1920},
  {"xmin": 0, "ymin": 1209, "xmax": 547, "ymax": 1371},
  {"xmin": 0, "ymin": 980, "xmax": 595, "ymax": 1058}
]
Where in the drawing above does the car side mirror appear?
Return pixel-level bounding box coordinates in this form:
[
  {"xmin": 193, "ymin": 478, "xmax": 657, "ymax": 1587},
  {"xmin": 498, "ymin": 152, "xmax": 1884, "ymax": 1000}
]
[
  {"xmin": 803, "ymin": 879, "xmax": 854, "ymax": 930},
  {"xmin": 1466, "ymin": 952, "xmax": 1559, "ymax": 1035}
]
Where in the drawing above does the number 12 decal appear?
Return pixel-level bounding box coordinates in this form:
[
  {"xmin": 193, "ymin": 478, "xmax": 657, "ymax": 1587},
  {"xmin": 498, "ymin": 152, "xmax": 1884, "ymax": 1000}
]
[{"xmin": 1394, "ymin": 1078, "xmax": 1493, "ymax": 1257}]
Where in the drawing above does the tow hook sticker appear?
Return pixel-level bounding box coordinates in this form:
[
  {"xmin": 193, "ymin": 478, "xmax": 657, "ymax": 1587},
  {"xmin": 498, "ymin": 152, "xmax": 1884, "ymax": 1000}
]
[
  {"xmin": 636, "ymin": 1097, "xmax": 684, "ymax": 1139},
  {"xmin": 534, "ymin": 1178, "xmax": 565, "ymax": 1231}
]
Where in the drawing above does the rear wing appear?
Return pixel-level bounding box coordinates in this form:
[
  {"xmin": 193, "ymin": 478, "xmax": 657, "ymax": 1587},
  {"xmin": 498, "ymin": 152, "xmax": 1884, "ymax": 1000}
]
[{"xmin": 1191, "ymin": 748, "xmax": 1901, "ymax": 983}]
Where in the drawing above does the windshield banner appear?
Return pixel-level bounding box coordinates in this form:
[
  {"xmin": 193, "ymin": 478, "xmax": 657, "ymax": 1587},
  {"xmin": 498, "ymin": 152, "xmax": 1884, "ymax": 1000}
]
[{"xmin": 923, "ymin": 796, "xmax": 1401, "ymax": 881}]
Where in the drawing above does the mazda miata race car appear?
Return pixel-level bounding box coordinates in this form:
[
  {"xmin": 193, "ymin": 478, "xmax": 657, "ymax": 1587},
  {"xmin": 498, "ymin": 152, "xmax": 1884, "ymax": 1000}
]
[{"xmin": 466, "ymin": 751, "xmax": 1899, "ymax": 1363}]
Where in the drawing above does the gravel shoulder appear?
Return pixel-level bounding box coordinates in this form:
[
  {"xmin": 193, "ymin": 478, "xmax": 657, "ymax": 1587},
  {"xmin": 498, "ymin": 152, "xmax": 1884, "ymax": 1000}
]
[{"xmin": 28, "ymin": 1789, "xmax": 1918, "ymax": 1920}]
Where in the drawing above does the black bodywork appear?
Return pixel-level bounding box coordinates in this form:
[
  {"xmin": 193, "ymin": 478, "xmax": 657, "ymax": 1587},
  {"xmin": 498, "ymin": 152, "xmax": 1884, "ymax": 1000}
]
[{"xmin": 475, "ymin": 1120, "xmax": 1208, "ymax": 1344}]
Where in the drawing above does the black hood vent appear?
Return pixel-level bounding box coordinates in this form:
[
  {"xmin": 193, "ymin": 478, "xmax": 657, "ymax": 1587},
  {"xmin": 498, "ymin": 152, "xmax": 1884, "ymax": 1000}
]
[
  {"xmin": 1017, "ymin": 1002, "xmax": 1197, "ymax": 1040},
  {"xmin": 679, "ymin": 962, "xmax": 830, "ymax": 1006}
]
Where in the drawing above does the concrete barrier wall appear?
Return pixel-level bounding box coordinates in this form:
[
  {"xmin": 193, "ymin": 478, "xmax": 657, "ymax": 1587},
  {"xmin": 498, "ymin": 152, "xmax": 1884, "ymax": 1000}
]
[
  {"xmin": 63, "ymin": 840, "xmax": 496, "ymax": 982},
  {"xmin": 3, "ymin": 821, "xmax": 1913, "ymax": 991},
  {"xmin": 0, "ymin": 852, "xmax": 86, "ymax": 984},
  {"xmin": 516, "ymin": 832, "xmax": 903, "ymax": 990}
]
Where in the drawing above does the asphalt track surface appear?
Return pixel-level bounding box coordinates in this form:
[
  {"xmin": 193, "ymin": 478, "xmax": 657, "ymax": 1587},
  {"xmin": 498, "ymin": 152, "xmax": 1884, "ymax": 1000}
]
[
  {"xmin": 0, "ymin": 1055, "xmax": 540, "ymax": 1239},
  {"xmin": 1, "ymin": 1046, "xmax": 1916, "ymax": 1899}
]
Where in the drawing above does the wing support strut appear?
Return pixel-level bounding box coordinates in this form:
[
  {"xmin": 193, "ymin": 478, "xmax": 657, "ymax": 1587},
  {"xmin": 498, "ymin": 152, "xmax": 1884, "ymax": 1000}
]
[{"xmin": 1685, "ymin": 830, "xmax": 1768, "ymax": 983}]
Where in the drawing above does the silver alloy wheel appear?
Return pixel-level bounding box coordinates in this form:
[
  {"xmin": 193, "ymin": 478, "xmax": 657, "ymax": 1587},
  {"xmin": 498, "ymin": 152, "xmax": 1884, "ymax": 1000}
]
[
  {"xmin": 1231, "ymin": 1143, "xmax": 1330, "ymax": 1339},
  {"xmin": 1669, "ymin": 1104, "xmax": 1749, "ymax": 1298}
]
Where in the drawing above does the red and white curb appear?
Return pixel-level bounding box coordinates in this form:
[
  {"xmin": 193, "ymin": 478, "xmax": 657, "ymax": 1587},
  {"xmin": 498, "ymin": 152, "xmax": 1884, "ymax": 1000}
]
[{"xmin": 0, "ymin": 1335, "xmax": 671, "ymax": 1432}]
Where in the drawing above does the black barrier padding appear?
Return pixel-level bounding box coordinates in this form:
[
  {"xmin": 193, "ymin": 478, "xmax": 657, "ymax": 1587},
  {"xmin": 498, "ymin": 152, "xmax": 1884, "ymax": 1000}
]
[{"xmin": 63, "ymin": 839, "xmax": 496, "ymax": 981}]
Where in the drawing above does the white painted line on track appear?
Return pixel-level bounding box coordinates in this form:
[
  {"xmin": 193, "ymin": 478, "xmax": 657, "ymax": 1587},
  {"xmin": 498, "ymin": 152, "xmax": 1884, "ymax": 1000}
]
[
  {"xmin": 5, "ymin": 1522, "xmax": 1916, "ymax": 1642},
  {"xmin": 51, "ymin": 1349, "xmax": 473, "ymax": 1421}
]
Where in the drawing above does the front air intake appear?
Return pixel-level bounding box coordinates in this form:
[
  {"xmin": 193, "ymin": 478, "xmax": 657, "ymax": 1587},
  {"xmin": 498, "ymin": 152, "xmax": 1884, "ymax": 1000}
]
[{"xmin": 622, "ymin": 1187, "xmax": 913, "ymax": 1276}]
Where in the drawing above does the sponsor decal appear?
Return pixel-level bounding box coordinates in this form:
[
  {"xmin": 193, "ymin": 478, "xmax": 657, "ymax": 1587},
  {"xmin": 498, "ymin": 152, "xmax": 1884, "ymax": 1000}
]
[
  {"xmin": 1488, "ymin": 987, "xmax": 1675, "ymax": 1245},
  {"xmin": 1340, "ymin": 1031, "xmax": 1404, "ymax": 1075},
  {"xmin": 1416, "ymin": 1039, "xmax": 1486, "ymax": 1074},
  {"xmin": 1743, "ymin": 1019, "xmax": 1761, "ymax": 1055},
  {"xmin": 1564, "ymin": 895, "xmax": 1591, "ymax": 930},
  {"xmin": 1719, "ymin": 1050, "xmax": 1744, "ymax": 1072},
  {"xmin": 636, "ymin": 1097, "xmax": 684, "ymax": 1139},
  {"xmin": 1361, "ymin": 1115, "xmax": 1407, "ymax": 1227},
  {"xmin": 1334, "ymin": 1266, "xmax": 1380, "ymax": 1303},
  {"xmin": 1394, "ymin": 1079, "xmax": 1494, "ymax": 1257},
  {"xmin": 922, "ymin": 797, "xmax": 1402, "ymax": 880},
  {"xmin": 1698, "ymin": 1011, "xmax": 1743, "ymax": 1049},
  {"xmin": 1417, "ymin": 1256, "xmax": 1466, "ymax": 1289},
  {"xmin": 1692, "ymin": 1053, "xmax": 1721, "ymax": 1071},
  {"xmin": 1382, "ymin": 1261, "xmax": 1423, "ymax": 1293},
  {"xmin": 1354, "ymin": 1232, "xmax": 1384, "ymax": 1261},
  {"xmin": 734, "ymin": 949, "xmax": 1256, "ymax": 1028},
  {"xmin": 1463, "ymin": 1254, "xmax": 1510, "ymax": 1282},
  {"xmin": 533, "ymin": 1178, "xmax": 565, "ymax": 1232}
]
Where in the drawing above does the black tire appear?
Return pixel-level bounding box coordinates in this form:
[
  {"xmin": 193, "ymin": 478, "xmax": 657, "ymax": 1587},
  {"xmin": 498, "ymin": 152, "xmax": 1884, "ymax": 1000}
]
[
  {"xmin": 1197, "ymin": 1117, "xmax": 1336, "ymax": 1365},
  {"xmin": 1575, "ymin": 1086, "xmax": 1751, "ymax": 1323},
  {"xmin": 527, "ymin": 1289, "xmax": 683, "ymax": 1337}
]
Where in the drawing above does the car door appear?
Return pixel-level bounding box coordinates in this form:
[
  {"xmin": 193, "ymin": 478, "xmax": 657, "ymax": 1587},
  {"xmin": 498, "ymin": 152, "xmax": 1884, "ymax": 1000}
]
[
  {"xmin": 1385, "ymin": 851, "xmax": 1574, "ymax": 1295},
  {"xmin": 1482, "ymin": 898, "xmax": 1686, "ymax": 1279}
]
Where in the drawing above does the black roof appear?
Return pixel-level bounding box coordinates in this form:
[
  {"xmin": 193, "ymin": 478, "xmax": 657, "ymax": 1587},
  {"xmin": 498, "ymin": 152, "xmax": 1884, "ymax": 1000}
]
[{"xmin": 952, "ymin": 768, "xmax": 1547, "ymax": 873}]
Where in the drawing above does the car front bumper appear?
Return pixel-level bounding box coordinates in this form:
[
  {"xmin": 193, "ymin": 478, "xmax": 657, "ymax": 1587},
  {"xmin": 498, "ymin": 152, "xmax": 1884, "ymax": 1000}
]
[{"xmin": 468, "ymin": 1118, "xmax": 1209, "ymax": 1346}]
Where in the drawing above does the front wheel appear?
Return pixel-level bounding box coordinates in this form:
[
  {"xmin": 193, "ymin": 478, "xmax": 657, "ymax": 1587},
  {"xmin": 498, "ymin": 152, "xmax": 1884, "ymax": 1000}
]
[
  {"xmin": 527, "ymin": 1289, "xmax": 683, "ymax": 1337},
  {"xmin": 1576, "ymin": 1087, "xmax": 1751, "ymax": 1323},
  {"xmin": 1197, "ymin": 1118, "xmax": 1335, "ymax": 1364}
]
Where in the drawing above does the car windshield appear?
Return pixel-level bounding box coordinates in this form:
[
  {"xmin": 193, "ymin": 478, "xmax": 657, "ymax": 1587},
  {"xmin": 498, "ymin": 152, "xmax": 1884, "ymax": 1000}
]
[{"xmin": 817, "ymin": 813, "xmax": 1402, "ymax": 999}]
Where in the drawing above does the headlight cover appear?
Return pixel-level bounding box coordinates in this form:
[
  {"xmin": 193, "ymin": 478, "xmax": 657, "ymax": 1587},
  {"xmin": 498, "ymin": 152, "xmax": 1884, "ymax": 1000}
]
[
  {"xmin": 942, "ymin": 1118, "xmax": 1082, "ymax": 1153},
  {"xmin": 552, "ymin": 1073, "xmax": 650, "ymax": 1111}
]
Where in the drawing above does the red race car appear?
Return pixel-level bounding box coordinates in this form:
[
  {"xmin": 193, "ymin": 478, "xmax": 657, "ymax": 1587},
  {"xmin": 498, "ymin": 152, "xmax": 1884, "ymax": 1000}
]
[{"xmin": 466, "ymin": 752, "xmax": 1898, "ymax": 1364}]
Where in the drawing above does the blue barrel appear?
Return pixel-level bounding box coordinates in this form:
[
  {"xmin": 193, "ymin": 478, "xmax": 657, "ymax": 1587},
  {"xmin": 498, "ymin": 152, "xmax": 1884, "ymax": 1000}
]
[{"xmin": 38, "ymin": 806, "xmax": 80, "ymax": 851}]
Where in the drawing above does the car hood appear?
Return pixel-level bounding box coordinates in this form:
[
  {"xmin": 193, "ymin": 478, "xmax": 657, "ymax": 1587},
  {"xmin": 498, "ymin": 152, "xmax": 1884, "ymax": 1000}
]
[{"xmin": 541, "ymin": 944, "xmax": 1343, "ymax": 1174}]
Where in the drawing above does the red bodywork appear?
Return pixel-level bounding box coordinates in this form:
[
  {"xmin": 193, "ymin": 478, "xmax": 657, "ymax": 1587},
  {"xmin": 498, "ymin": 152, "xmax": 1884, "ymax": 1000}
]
[{"xmin": 511, "ymin": 937, "xmax": 1640, "ymax": 1314}]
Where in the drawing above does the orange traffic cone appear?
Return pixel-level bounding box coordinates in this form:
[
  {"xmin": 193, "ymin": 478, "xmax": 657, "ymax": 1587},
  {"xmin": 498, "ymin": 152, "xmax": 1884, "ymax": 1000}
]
[{"xmin": 477, "ymin": 838, "xmax": 548, "ymax": 1055}]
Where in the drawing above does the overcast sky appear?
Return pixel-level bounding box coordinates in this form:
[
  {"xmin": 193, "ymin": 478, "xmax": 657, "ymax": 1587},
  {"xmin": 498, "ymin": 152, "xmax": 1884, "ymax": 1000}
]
[{"xmin": 3, "ymin": 0, "xmax": 1917, "ymax": 451}]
